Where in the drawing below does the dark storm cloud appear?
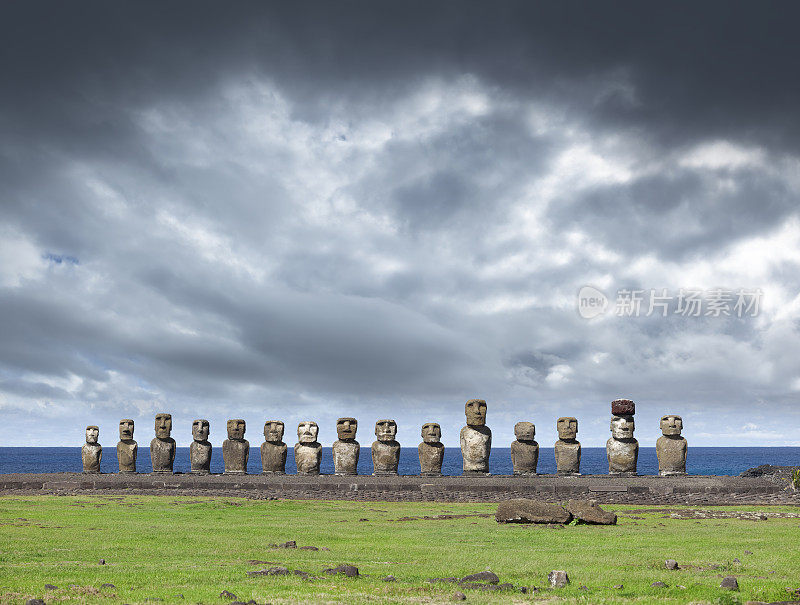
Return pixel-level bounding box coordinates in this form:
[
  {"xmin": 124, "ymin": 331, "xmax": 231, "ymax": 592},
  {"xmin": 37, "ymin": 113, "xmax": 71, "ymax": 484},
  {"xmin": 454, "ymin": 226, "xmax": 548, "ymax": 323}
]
[{"xmin": 1, "ymin": 1, "xmax": 799, "ymax": 447}]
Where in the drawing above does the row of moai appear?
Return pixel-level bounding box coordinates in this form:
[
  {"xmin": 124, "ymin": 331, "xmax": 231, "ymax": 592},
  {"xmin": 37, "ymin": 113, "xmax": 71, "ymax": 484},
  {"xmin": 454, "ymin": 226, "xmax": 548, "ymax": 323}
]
[{"xmin": 82, "ymin": 399, "xmax": 687, "ymax": 476}]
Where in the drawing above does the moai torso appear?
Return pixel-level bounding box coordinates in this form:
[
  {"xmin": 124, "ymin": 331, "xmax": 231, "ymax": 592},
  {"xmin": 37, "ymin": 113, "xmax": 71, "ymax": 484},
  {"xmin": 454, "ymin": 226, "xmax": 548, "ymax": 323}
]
[
  {"xmin": 261, "ymin": 421, "xmax": 287, "ymax": 474},
  {"xmin": 295, "ymin": 421, "xmax": 322, "ymax": 475},
  {"xmin": 116, "ymin": 419, "xmax": 137, "ymax": 473},
  {"xmin": 511, "ymin": 422, "xmax": 538, "ymax": 475},
  {"xmin": 372, "ymin": 419, "xmax": 400, "ymax": 476},
  {"xmin": 190, "ymin": 419, "xmax": 212, "ymax": 474},
  {"xmin": 222, "ymin": 419, "xmax": 249, "ymax": 474},
  {"xmin": 82, "ymin": 425, "xmax": 102, "ymax": 473},
  {"xmin": 418, "ymin": 423, "xmax": 444, "ymax": 476},
  {"xmin": 554, "ymin": 416, "xmax": 581, "ymax": 475},
  {"xmin": 150, "ymin": 413, "xmax": 176, "ymax": 473},
  {"xmin": 606, "ymin": 409, "xmax": 638, "ymax": 475},
  {"xmin": 656, "ymin": 415, "xmax": 687, "ymax": 476},
  {"xmin": 332, "ymin": 418, "xmax": 360, "ymax": 476},
  {"xmin": 460, "ymin": 399, "xmax": 491, "ymax": 475}
]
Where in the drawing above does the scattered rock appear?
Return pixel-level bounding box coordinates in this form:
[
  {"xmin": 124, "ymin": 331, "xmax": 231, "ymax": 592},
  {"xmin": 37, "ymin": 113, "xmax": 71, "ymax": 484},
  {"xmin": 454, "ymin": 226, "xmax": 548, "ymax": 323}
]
[
  {"xmin": 578, "ymin": 585, "xmax": 588, "ymax": 590},
  {"xmin": 665, "ymin": 559, "xmax": 679, "ymax": 570},
  {"xmin": 566, "ymin": 500, "xmax": 617, "ymax": 525},
  {"xmin": 382, "ymin": 575, "xmax": 396, "ymax": 582},
  {"xmin": 323, "ymin": 564, "xmax": 359, "ymax": 578},
  {"xmin": 613, "ymin": 584, "xmax": 624, "ymax": 589},
  {"xmin": 677, "ymin": 585, "xmax": 686, "ymax": 589},
  {"xmin": 740, "ymin": 464, "xmax": 777, "ymax": 477},
  {"xmin": 98, "ymin": 559, "xmax": 106, "ymax": 565},
  {"xmin": 744, "ymin": 550, "xmax": 753, "ymax": 555},
  {"xmin": 428, "ymin": 577, "xmax": 459, "ymax": 583},
  {"xmin": 220, "ymin": 590, "xmax": 237, "ymax": 600},
  {"xmin": 358, "ymin": 518, "xmax": 368, "ymax": 521},
  {"xmin": 721, "ymin": 576, "xmax": 739, "ymax": 591},
  {"xmin": 496, "ymin": 499, "xmax": 572, "ymax": 524},
  {"xmin": 548, "ymin": 570, "xmax": 569, "ymax": 588},
  {"xmin": 276, "ymin": 541, "xmax": 296, "ymax": 549},
  {"xmin": 299, "ymin": 546, "xmax": 318, "ymax": 551},
  {"xmin": 44, "ymin": 585, "xmax": 57, "ymax": 591},
  {"xmin": 25, "ymin": 600, "xmax": 46, "ymax": 605},
  {"xmin": 651, "ymin": 581, "xmax": 668, "ymax": 588},
  {"xmin": 734, "ymin": 558, "xmax": 741, "ymax": 563},
  {"xmin": 452, "ymin": 592, "xmax": 466, "ymax": 601},
  {"xmin": 321, "ymin": 547, "xmax": 331, "ymax": 551},
  {"xmin": 100, "ymin": 583, "xmax": 116, "ymax": 589},
  {"xmin": 461, "ymin": 571, "xmax": 499, "ymax": 585}
]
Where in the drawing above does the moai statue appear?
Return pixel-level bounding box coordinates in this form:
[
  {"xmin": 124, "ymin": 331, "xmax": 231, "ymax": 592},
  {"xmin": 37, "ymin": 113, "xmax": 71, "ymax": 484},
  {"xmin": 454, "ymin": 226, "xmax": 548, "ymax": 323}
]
[
  {"xmin": 554, "ymin": 416, "xmax": 581, "ymax": 475},
  {"xmin": 150, "ymin": 412, "xmax": 176, "ymax": 474},
  {"xmin": 460, "ymin": 399, "xmax": 491, "ymax": 476},
  {"xmin": 332, "ymin": 417, "xmax": 360, "ymax": 476},
  {"xmin": 371, "ymin": 419, "xmax": 400, "ymax": 476},
  {"xmin": 116, "ymin": 419, "xmax": 137, "ymax": 473},
  {"xmin": 190, "ymin": 419, "xmax": 212, "ymax": 474},
  {"xmin": 656, "ymin": 414, "xmax": 687, "ymax": 476},
  {"xmin": 606, "ymin": 399, "xmax": 638, "ymax": 475},
  {"xmin": 223, "ymin": 419, "xmax": 249, "ymax": 474},
  {"xmin": 511, "ymin": 421, "xmax": 538, "ymax": 475},
  {"xmin": 294, "ymin": 421, "xmax": 322, "ymax": 475},
  {"xmin": 418, "ymin": 422, "xmax": 444, "ymax": 476},
  {"xmin": 82, "ymin": 425, "xmax": 102, "ymax": 473},
  {"xmin": 261, "ymin": 420, "xmax": 287, "ymax": 474}
]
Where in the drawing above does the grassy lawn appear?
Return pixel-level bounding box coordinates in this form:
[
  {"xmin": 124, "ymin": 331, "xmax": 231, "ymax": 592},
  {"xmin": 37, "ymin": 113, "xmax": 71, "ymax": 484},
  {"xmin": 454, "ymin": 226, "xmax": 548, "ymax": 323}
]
[{"xmin": 0, "ymin": 496, "xmax": 798, "ymax": 604}]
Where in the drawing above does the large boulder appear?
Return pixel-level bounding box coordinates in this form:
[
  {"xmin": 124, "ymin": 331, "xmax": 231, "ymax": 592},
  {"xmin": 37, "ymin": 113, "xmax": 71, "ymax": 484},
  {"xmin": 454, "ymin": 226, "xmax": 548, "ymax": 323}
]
[
  {"xmin": 566, "ymin": 500, "xmax": 617, "ymax": 525},
  {"xmin": 495, "ymin": 499, "xmax": 572, "ymax": 524}
]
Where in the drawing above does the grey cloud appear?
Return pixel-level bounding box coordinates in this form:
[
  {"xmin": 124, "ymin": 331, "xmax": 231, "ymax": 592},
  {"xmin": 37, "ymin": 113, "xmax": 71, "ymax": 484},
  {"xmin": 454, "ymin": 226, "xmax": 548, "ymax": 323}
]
[{"xmin": 1, "ymin": 1, "xmax": 799, "ymax": 447}]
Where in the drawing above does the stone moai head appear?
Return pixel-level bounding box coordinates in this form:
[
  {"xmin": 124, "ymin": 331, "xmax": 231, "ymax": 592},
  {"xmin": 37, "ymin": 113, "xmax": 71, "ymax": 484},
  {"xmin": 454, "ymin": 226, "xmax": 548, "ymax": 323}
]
[
  {"xmin": 264, "ymin": 420, "xmax": 284, "ymax": 442},
  {"xmin": 119, "ymin": 419, "xmax": 134, "ymax": 441},
  {"xmin": 375, "ymin": 419, "xmax": 397, "ymax": 442},
  {"xmin": 421, "ymin": 422, "xmax": 441, "ymax": 443},
  {"xmin": 154, "ymin": 413, "xmax": 172, "ymax": 439},
  {"xmin": 297, "ymin": 421, "xmax": 319, "ymax": 444},
  {"xmin": 557, "ymin": 417, "xmax": 578, "ymax": 440},
  {"xmin": 227, "ymin": 418, "xmax": 246, "ymax": 440},
  {"xmin": 660, "ymin": 414, "xmax": 683, "ymax": 436},
  {"xmin": 192, "ymin": 419, "xmax": 210, "ymax": 442},
  {"xmin": 514, "ymin": 421, "xmax": 536, "ymax": 442},
  {"xmin": 610, "ymin": 415, "xmax": 635, "ymax": 440},
  {"xmin": 336, "ymin": 417, "xmax": 358, "ymax": 440},
  {"xmin": 464, "ymin": 399, "xmax": 487, "ymax": 426},
  {"xmin": 85, "ymin": 425, "xmax": 99, "ymax": 444}
]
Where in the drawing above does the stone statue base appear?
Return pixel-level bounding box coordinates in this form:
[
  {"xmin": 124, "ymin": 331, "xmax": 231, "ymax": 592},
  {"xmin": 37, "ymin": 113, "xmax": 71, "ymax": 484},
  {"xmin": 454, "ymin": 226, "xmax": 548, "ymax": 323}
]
[
  {"xmin": 421, "ymin": 471, "xmax": 442, "ymax": 477},
  {"xmin": 373, "ymin": 470, "xmax": 398, "ymax": 476},
  {"xmin": 224, "ymin": 470, "xmax": 247, "ymax": 475},
  {"xmin": 462, "ymin": 470, "xmax": 490, "ymax": 477},
  {"xmin": 190, "ymin": 469, "xmax": 210, "ymax": 475},
  {"xmin": 659, "ymin": 470, "xmax": 686, "ymax": 477},
  {"xmin": 262, "ymin": 470, "xmax": 285, "ymax": 475},
  {"xmin": 118, "ymin": 470, "xmax": 136, "ymax": 474},
  {"xmin": 513, "ymin": 471, "xmax": 537, "ymax": 476},
  {"xmin": 609, "ymin": 471, "xmax": 637, "ymax": 477},
  {"xmin": 297, "ymin": 469, "xmax": 320, "ymax": 476},
  {"xmin": 556, "ymin": 471, "xmax": 581, "ymax": 476}
]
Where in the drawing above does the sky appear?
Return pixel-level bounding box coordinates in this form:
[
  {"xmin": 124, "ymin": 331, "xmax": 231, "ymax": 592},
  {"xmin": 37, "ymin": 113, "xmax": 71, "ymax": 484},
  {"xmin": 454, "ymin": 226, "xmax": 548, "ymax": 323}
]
[{"xmin": 1, "ymin": 1, "xmax": 799, "ymax": 449}]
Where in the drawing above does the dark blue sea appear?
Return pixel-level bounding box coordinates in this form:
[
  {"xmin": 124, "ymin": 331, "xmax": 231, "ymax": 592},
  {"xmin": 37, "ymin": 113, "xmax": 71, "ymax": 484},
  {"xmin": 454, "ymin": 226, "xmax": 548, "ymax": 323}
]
[{"xmin": 0, "ymin": 447, "xmax": 797, "ymax": 476}]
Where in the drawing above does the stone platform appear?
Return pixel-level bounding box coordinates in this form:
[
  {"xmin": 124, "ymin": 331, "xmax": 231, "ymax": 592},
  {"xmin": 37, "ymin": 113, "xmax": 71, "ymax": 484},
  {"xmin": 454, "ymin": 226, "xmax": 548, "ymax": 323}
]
[{"xmin": 1, "ymin": 472, "xmax": 797, "ymax": 505}]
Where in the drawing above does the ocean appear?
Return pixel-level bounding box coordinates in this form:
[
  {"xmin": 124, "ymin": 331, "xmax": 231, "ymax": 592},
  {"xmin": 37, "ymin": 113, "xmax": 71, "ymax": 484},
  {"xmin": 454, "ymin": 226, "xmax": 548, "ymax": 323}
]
[{"xmin": 0, "ymin": 446, "xmax": 797, "ymax": 476}]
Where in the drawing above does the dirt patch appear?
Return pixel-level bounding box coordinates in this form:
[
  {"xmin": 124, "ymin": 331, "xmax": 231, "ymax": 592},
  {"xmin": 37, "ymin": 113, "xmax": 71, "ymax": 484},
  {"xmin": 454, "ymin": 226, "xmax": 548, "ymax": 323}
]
[
  {"xmin": 667, "ymin": 509, "xmax": 800, "ymax": 520},
  {"xmin": 391, "ymin": 513, "xmax": 493, "ymax": 522}
]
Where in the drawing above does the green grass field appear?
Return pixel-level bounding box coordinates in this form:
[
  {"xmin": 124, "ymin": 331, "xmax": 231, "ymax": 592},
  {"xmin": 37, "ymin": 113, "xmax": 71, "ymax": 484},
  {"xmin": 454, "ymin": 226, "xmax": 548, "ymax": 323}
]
[{"xmin": 0, "ymin": 496, "xmax": 798, "ymax": 604}]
